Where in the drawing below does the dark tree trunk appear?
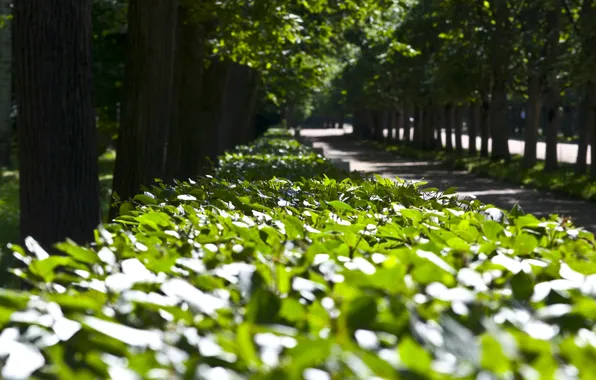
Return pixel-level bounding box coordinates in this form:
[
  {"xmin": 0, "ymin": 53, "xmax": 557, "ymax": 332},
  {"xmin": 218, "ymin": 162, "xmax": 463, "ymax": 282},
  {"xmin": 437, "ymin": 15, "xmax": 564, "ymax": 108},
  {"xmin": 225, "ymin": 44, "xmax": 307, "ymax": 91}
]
[
  {"xmin": 394, "ymin": 109, "xmax": 402, "ymax": 142},
  {"xmin": 489, "ymin": 0, "xmax": 511, "ymax": 161},
  {"xmin": 15, "ymin": 0, "xmax": 100, "ymax": 246},
  {"xmin": 433, "ymin": 105, "xmax": 442, "ymax": 149},
  {"xmin": 523, "ymin": 75, "xmax": 542, "ymax": 168},
  {"xmin": 413, "ymin": 106, "xmax": 422, "ymax": 147},
  {"xmin": 469, "ymin": 102, "xmax": 480, "ymax": 155},
  {"xmin": 177, "ymin": 17, "xmax": 205, "ymax": 180},
  {"xmin": 544, "ymin": 95, "xmax": 560, "ymax": 171},
  {"xmin": 237, "ymin": 70, "xmax": 260, "ymax": 146},
  {"xmin": 490, "ymin": 81, "xmax": 510, "ymax": 160},
  {"xmin": 444, "ymin": 104, "xmax": 454, "ymax": 152},
  {"xmin": 578, "ymin": 0, "xmax": 596, "ymax": 174},
  {"xmin": 111, "ymin": 0, "xmax": 177, "ymax": 219},
  {"xmin": 166, "ymin": 8, "xmax": 205, "ymax": 182},
  {"xmin": 403, "ymin": 103, "xmax": 412, "ymax": 142},
  {"xmin": 372, "ymin": 111, "xmax": 383, "ymax": 141},
  {"xmin": 218, "ymin": 63, "xmax": 251, "ymax": 155},
  {"xmin": 422, "ymin": 105, "xmax": 434, "ymax": 149},
  {"xmin": 480, "ymin": 93, "xmax": 491, "ymax": 157},
  {"xmin": 576, "ymin": 84, "xmax": 593, "ymax": 174},
  {"xmin": 164, "ymin": 7, "xmax": 184, "ymax": 183},
  {"xmin": 197, "ymin": 59, "xmax": 231, "ymax": 171},
  {"xmin": 543, "ymin": 7, "xmax": 561, "ymax": 172},
  {"xmin": 454, "ymin": 105, "xmax": 464, "ymax": 153}
]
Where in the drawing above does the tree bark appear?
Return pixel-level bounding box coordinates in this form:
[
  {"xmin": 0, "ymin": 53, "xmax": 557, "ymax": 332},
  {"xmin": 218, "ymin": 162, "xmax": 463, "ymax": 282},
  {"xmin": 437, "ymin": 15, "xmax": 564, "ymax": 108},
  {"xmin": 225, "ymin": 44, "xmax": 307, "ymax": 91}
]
[
  {"xmin": 543, "ymin": 6, "xmax": 561, "ymax": 172},
  {"xmin": 489, "ymin": 0, "xmax": 511, "ymax": 161},
  {"xmin": 218, "ymin": 63, "xmax": 250, "ymax": 155},
  {"xmin": 454, "ymin": 105, "xmax": 464, "ymax": 153},
  {"xmin": 372, "ymin": 111, "xmax": 383, "ymax": 142},
  {"xmin": 403, "ymin": 103, "xmax": 411, "ymax": 142},
  {"xmin": 15, "ymin": 0, "xmax": 100, "ymax": 246},
  {"xmin": 523, "ymin": 75, "xmax": 542, "ymax": 168},
  {"xmin": 111, "ymin": 0, "xmax": 177, "ymax": 219},
  {"xmin": 237, "ymin": 69, "xmax": 260, "ymax": 146},
  {"xmin": 174, "ymin": 10, "xmax": 205, "ymax": 181},
  {"xmin": 469, "ymin": 102, "xmax": 480, "ymax": 155},
  {"xmin": 413, "ymin": 105, "xmax": 422, "ymax": 147},
  {"xmin": 0, "ymin": 0, "xmax": 11, "ymax": 167},
  {"xmin": 444, "ymin": 104, "xmax": 454, "ymax": 152},
  {"xmin": 197, "ymin": 59, "xmax": 230, "ymax": 171},
  {"xmin": 164, "ymin": 7, "xmax": 184, "ymax": 183},
  {"xmin": 480, "ymin": 92, "xmax": 491, "ymax": 157},
  {"xmin": 576, "ymin": 84, "xmax": 592, "ymax": 174}
]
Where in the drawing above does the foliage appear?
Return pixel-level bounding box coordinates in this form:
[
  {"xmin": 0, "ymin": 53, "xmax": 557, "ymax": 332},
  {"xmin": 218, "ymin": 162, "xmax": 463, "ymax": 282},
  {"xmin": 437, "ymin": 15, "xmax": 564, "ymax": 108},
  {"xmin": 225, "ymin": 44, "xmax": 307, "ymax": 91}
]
[{"xmin": 0, "ymin": 132, "xmax": 595, "ymax": 378}]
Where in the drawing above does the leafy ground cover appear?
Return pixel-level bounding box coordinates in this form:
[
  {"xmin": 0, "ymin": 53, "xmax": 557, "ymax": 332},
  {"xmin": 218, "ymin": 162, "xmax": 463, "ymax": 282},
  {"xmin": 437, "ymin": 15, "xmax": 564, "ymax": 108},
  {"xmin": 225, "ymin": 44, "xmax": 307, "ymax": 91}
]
[
  {"xmin": 0, "ymin": 130, "xmax": 596, "ymax": 379},
  {"xmin": 363, "ymin": 139, "xmax": 596, "ymax": 202}
]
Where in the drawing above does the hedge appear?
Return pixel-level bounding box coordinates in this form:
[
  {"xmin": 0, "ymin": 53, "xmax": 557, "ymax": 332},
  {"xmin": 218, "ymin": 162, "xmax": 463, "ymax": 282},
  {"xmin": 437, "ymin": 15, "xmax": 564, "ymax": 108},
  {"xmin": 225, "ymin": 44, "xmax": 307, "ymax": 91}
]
[{"xmin": 0, "ymin": 129, "xmax": 595, "ymax": 379}]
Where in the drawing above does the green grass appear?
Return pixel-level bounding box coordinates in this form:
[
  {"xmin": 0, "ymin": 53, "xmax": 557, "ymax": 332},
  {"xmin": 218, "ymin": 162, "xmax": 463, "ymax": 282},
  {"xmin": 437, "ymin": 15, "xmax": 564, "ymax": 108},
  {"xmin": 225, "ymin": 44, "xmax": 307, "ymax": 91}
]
[
  {"xmin": 0, "ymin": 149, "xmax": 116, "ymax": 249},
  {"xmin": 366, "ymin": 140, "xmax": 596, "ymax": 201}
]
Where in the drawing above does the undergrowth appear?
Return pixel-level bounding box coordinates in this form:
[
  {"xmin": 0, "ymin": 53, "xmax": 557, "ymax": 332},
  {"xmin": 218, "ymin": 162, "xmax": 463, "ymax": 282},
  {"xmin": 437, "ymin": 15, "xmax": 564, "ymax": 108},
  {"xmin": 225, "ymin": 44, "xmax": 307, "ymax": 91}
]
[{"xmin": 0, "ymin": 129, "xmax": 595, "ymax": 379}]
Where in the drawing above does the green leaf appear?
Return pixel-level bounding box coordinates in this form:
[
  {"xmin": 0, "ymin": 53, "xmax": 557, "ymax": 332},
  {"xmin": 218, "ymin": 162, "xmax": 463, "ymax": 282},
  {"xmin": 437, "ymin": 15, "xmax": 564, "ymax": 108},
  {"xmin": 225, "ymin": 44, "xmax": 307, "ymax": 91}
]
[
  {"xmin": 326, "ymin": 200, "xmax": 355, "ymax": 212},
  {"xmin": 399, "ymin": 337, "xmax": 432, "ymax": 374}
]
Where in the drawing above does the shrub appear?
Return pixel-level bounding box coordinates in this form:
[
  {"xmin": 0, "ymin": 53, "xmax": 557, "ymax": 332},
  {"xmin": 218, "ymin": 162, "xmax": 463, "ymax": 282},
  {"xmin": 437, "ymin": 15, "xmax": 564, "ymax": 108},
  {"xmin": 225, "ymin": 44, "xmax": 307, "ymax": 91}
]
[{"xmin": 0, "ymin": 132, "xmax": 595, "ymax": 379}]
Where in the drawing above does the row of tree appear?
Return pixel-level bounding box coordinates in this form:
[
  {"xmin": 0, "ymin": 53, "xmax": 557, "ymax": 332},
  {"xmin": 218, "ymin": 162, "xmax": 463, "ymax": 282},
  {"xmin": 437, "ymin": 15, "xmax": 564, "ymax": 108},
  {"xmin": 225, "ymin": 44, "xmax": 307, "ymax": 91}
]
[
  {"xmin": 315, "ymin": 0, "xmax": 596, "ymax": 174},
  {"xmin": 7, "ymin": 0, "xmax": 407, "ymax": 248}
]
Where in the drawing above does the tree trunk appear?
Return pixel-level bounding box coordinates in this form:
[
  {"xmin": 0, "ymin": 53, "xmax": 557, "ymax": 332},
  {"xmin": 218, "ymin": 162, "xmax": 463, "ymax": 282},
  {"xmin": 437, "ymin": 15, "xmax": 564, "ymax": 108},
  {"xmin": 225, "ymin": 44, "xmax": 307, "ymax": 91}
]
[
  {"xmin": 422, "ymin": 105, "xmax": 434, "ymax": 149},
  {"xmin": 218, "ymin": 63, "xmax": 250, "ymax": 155},
  {"xmin": 197, "ymin": 59, "xmax": 231, "ymax": 170},
  {"xmin": 523, "ymin": 75, "xmax": 542, "ymax": 168},
  {"xmin": 237, "ymin": 69, "xmax": 260, "ymax": 146},
  {"xmin": 372, "ymin": 111, "xmax": 383, "ymax": 141},
  {"xmin": 0, "ymin": 0, "xmax": 11, "ymax": 167},
  {"xmin": 166, "ymin": 7, "xmax": 207, "ymax": 182},
  {"xmin": 469, "ymin": 102, "xmax": 480, "ymax": 155},
  {"xmin": 403, "ymin": 103, "xmax": 412, "ymax": 142},
  {"xmin": 480, "ymin": 93, "xmax": 491, "ymax": 157},
  {"xmin": 111, "ymin": 0, "xmax": 177, "ymax": 219},
  {"xmin": 489, "ymin": 0, "xmax": 511, "ymax": 161},
  {"xmin": 176, "ymin": 13, "xmax": 205, "ymax": 180},
  {"xmin": 433, "ymin": 105, "xmax": 442, "ymax": 149},
  {"xmin": 454, "ymin": 105, "xmax": 464, "ymax": 153},
  {"xmin": 543, "ymin": 6, "xmax": 561, "ymax": 172},
  {"xmin": 338, "ymin": 114, "xmax": 345, "ymax": 130},
  {"xmin": 544, "ymin": 94, "xmax": 560, "ymax": 171},
  {"xmin": 413, "ymin": 105, "xmax": 422, "ymax": 146},
  {"xmin": 576, "ymin": 84, "xmax": 592, "ymax": 174},
  {"xmin": 444, "ymin": 104, "xmax": 454, "ymax": 152},
  {"xmin": 15, "ymin": 0, "xmax": 100, "ymax": 246},
  {"xmin": 394, "ymin": 109, "xmax": 402, "ymax": 142},
  {"xmin": 164, "ymin": 7, "xmax": 184, "ymax": 183},
  {"xmin": 490, "ymin": 81, "xmax": 510, "ymax": 160},
  {"xmin": 578, "ymin": 0, "xmax": 596, "ymax": 174}
]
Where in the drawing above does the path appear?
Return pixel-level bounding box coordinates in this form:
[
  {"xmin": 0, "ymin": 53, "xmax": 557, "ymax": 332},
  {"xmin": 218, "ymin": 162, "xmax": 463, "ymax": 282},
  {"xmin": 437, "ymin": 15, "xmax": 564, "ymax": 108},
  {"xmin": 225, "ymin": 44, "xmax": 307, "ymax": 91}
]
[{"xmin": 300, "ymin": 128, "xmax": 596, "ymax": 232}]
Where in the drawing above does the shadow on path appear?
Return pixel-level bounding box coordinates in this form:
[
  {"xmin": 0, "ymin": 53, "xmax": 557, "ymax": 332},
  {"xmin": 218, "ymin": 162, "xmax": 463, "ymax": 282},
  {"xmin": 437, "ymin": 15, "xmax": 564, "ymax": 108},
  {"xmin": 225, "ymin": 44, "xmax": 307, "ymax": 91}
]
[{"xmin": 302, "ymin": 130, "xmax": 596, "ymax": 233}]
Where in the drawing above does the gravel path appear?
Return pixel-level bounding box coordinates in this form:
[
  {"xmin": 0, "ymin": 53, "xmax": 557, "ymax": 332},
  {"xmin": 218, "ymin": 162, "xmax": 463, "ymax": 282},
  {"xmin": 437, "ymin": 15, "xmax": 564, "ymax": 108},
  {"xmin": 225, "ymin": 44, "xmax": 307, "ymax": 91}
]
[{"xmin": 300, "ymin": 128, "xmax": 596, "ymax": 232}]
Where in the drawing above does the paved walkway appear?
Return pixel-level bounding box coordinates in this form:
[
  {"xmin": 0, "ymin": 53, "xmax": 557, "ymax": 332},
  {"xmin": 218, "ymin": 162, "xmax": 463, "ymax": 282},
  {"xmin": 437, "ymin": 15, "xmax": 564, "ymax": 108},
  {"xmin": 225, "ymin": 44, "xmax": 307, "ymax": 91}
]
[{"xmin": 300, "ymin": 128, "xmax": 596, "ymax": 232}]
